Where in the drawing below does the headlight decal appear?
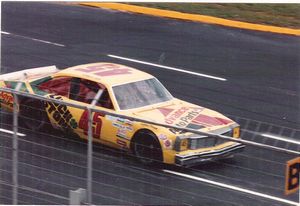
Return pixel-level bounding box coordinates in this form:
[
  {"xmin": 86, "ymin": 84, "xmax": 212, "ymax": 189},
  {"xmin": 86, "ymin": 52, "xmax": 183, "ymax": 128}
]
[
  {"xmin": 180, "ymin": 138, "xmax": 188, "ymax": 151},
  {"xmin": 233, "ymin": 127, "xmax": 240, "ymax": 138},
  {"xmin": 174, "ymin": 135, "xmax": 190, "ymax": 151}
]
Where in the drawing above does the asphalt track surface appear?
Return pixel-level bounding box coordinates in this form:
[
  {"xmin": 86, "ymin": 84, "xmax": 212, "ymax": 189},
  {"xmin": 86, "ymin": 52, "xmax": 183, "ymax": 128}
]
[{"xmin": 1, "ymin": 2, "xmax": 300, "ymax": 205}]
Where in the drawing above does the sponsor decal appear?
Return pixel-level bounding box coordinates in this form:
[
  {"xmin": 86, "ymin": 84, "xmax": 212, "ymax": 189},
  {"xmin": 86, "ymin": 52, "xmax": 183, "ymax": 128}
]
[
  {"xmin": 0, "ymin": 91, "xmax": 14, "ymax": 107},
  {"xmin": 191, "ymin": 115, "xmax": 232, "ymax": 127},
  {"xmin": 116, "ymin": 129, "xmax": 130, "ymax": 140},
  {"xmin": 107, "ymin": 116, "xmax": 133, "ymax": 139},
  {"xmin": 116, "ymin": 139, "xmax": 127, "ymax": 148},
  {"xmin": 158, "ymin": 107, "xmax": 174, "ymax": 117},
  {"xmin": 175, "ymin": 108, "xmax": 204, "ymax": 127},
  {"xmin": 158, "ymin": 134, "xmax": 172, "ymax": 149},
  {"xmin": 46, "ymin": 95, "xmax": 78, "ymax": 129},
  {"xmin": 164, "ymin": 107, "xmax": 190, "ymax": 124},
  {"xmin": 75, "ymin": 63, "xmax": 132, "ymax": 77},
  {"xmin": 163, "ymin": 139, "xmax": 172, "ymax": 149},
  {"xmin": 106, "ymin": 115, "xmax": 118, "ymax": 122},
  {"xmin": 159, "ymin": 106, "xmax": 232, "ymax": 128},
  {"xmin": 111, "ymin": 117, "xmax": 133, "ymax": 131},
  {"xmin": 112, "ymin": 123, "xmax": 133, "ymax": 131},
  {"xmin": 158, "ymin": 134, "xmax": 167, "ymax": 140}
]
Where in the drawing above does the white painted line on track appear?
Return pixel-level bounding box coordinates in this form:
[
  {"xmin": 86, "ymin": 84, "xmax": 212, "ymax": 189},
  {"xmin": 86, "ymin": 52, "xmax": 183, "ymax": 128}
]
[
  {"xmin": 163, "ymin": 170, "xmax": 299, "ymax": 206},
  {"xmin": 1, "ymin": 31, "xmax": 65, "ymax": 47},
  {"xmin": 261, "ymin": 133, "xmax": 300, "ymax": 145},
  {"xmin": 28, "ymin": 37, "xmax": 65, "ymax": 47},
  {"xmin": 242, "ymin": 129, "xmax": 300, "ymax": 146},
  {"xmin": 108, "ymin": 54, "xmax": 227, "ymax": 81},
  {"xmin": 1, "ymin": 31, "xmax": 11, "ymax": 35},
  {"xmin": 0, "ymin": 128, "xmax": 26, "ymax": 137}
]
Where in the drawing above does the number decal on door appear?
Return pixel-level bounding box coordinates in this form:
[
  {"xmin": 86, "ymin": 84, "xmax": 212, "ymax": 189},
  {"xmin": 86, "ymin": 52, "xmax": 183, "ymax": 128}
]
[{"xmin": 79, "ymin": 110, "xmax": 103, "ymax": 138}]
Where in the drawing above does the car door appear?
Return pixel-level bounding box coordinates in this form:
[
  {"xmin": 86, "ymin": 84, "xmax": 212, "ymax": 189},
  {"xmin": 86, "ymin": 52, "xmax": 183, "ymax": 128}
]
[
  {"xmin": 34, "ymin": 76, "xmax": 79, "ymax": 131},
  {"xmin": 67, "ymin": 77, "xmax": 125, "ymax": 148},
  {"xmin": 66, "ymin": 77, "xmax": 106, "ymax": 141},
  {"xmin": 35, "ymin": 76, "xmax": 126, "ymax": 148}
]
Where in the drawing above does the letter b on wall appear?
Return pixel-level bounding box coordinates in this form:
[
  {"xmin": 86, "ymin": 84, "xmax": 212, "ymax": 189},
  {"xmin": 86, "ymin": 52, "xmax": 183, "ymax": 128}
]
[{"xmin": 285, "ymin": 157, "xmax": 300, "ymax": 195}]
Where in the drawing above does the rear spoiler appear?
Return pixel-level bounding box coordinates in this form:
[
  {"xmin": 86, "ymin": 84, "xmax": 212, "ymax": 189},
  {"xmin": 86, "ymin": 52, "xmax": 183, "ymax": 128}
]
[{"xmin": 0, "ymin": 65, "xmax": 59, "ymax": 81}]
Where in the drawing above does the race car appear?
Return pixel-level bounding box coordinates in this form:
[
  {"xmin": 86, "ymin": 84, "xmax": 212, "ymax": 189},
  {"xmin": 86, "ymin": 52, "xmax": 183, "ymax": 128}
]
[{"xmin": 0, "ymin": 63, "xmax": 244, "ymax": 166}]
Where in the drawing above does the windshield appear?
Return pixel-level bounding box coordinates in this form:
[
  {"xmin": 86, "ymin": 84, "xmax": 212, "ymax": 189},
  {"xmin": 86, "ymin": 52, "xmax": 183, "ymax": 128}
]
[{"xmin": 113, "ymin": 78, "xmax": 173, "ymax": 110}]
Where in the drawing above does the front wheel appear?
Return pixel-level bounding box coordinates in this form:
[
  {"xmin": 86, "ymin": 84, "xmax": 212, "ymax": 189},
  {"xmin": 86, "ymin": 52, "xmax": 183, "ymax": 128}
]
[{"xmin": 132, "ymin": 133, "xmax": 163, "ymax": 165}]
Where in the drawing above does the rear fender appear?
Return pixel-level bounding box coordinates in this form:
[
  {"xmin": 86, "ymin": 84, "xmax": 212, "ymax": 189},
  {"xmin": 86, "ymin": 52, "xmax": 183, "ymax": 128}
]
[
  {"xmin": 0, "ymin": 81, "xmax": 16, "ymax": 111},
  {"xmin": 0, "ymin": 66, "xmax": 58, "ymax": 81}
]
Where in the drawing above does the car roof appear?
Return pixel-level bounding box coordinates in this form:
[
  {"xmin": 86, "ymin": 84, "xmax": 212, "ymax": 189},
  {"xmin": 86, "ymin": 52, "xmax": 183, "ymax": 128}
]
[{"xmin": 53, "ymin": 62, "xmax": 154, "ymax": 86}]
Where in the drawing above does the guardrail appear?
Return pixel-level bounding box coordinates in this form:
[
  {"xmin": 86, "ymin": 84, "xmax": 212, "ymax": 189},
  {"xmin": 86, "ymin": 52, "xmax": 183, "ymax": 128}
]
[{"xmin": 0, "ymin": 87, "xmax": 299, "ymax": 205}]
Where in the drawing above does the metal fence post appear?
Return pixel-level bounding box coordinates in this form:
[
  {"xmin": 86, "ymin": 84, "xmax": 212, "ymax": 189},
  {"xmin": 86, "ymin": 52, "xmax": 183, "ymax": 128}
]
[
  {"xmin": 12, "ymin": 78, "xmax": 26, "ymax": 204},
  {"xmin": 12, "ymin": 73, "xmax": 27, "ymax": 205},
  {"xmin": 12, "ymin": 93, "xmax": 19, "ymax": 205},
  {"xmin": 86, "ymin": 89, "xmax": 103, "ymax": 204},
  {"xmin": 86, "ymin": 106, "xmax": 93, "ymax": 204}
]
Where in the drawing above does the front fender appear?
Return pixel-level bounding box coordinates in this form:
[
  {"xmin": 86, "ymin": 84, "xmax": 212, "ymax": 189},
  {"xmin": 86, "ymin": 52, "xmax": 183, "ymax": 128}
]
[{"xmin": 131, "ymin": 125, "xmax": 177, "ymax": 164}]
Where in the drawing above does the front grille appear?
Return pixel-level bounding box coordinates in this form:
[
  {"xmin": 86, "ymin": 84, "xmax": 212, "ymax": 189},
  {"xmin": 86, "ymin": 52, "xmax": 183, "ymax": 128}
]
[
  {"xmin": 189, "ymin": 137, "xmax": 217, "ymax": 149},
  {"xmin": 222, "ymin": 130, "xmax": 233, "ymax": 137},
  {"xmin": 215, "ymin": 137, "xmax": 227, "ymax": 145},
  {"xmin": 188, "ymin": 130, "xmax": 233, "ymax": 150}
]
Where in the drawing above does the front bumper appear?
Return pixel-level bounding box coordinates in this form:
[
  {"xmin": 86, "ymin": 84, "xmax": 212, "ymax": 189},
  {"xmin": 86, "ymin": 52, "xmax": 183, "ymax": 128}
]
[{"xmin": 175, "ymin": 143, "xmax": 245, "ymax": 167}]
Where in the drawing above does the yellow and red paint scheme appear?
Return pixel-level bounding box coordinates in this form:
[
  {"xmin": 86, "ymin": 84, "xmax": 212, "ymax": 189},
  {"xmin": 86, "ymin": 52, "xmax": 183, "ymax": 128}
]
[{"xmin": 0, "ymin": 63, "xmax": 244, "ymax": 166}]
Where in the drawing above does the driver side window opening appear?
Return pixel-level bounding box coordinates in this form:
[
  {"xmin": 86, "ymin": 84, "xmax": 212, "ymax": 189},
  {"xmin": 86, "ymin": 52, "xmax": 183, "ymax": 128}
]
[
  {"xmin": 37, "ymin": 76, "xmax": 71, "ymax": 97},
  {"xmin": 70, "ymin": 78, "xmax": 114, "ymax": 109}
]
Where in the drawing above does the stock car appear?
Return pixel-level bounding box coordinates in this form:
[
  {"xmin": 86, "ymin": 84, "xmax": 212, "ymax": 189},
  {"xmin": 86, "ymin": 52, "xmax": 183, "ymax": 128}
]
[{"xmin": 0, "ymin": 63, "xmax": 244, "ymax": 166}]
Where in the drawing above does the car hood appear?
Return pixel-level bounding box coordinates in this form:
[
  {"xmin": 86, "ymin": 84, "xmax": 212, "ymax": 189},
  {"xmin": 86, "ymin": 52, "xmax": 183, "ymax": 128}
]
[{"xmin": 130, "ymin": 98, "xmax": 234, "ymax": 132}]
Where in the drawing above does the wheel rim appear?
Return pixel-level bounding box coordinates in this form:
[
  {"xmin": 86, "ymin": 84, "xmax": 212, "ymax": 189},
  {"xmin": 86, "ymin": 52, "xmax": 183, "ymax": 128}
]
[
  {"xmin": 22, "ymin": 101, "xmax": 46, "ymax": 131},
  {"xmin": 135, "ymin": 141, "xmax": 157, "ymax": 164}
]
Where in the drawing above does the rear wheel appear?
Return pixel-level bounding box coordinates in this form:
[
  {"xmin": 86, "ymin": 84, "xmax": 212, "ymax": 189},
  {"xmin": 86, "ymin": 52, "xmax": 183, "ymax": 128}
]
[
  {"xmin": 20, "ymin": 99, "xmax": 49, "ymax": 131},
  {"xmin": 132, "ymin": 132, "xmax": 163, "ymax": 165}
]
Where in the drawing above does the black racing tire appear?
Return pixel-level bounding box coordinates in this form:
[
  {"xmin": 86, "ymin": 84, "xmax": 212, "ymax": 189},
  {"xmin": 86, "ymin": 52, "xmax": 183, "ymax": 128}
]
[
  {"xmin": 132, "ymin": 131, "xmax": 163, "ymax": 165},
  {"xmin": 20, "ymin": 98, "xmax": 49, "ymax": 132}
]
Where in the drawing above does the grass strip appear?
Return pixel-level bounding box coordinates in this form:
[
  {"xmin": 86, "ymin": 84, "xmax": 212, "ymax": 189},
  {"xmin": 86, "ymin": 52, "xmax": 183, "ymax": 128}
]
[{"xmin": 129, "ymin": 3, "xmax": 300, "ymax": 29}]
